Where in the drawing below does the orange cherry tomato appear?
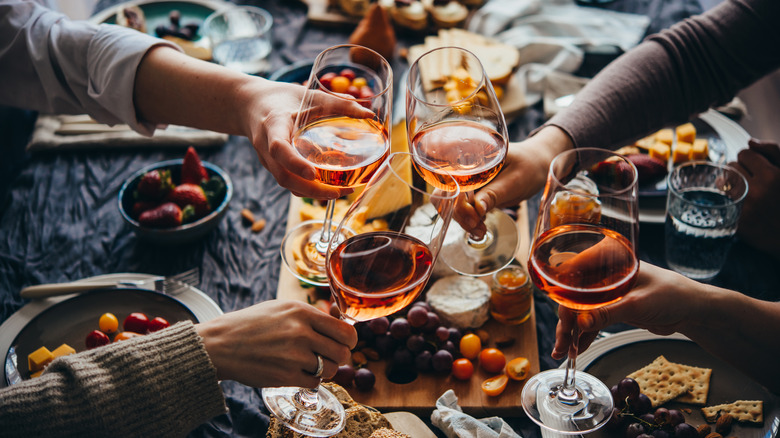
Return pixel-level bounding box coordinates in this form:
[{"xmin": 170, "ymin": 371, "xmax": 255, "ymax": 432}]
[
  {"xmin": 459, "ymin": 333, "xmax": 481, "ymax": 360},
  {"xmin": 98, "ymin": 312, "xmax": 119, "ymax": 334},
  {"xmin": 114, "ymin": 331, "xmax": 143, "ymax": 342},
  {"xmin": 506, "ymin": 357, "xmax": 531, "ymax": 381},
  {"xmin": 329, "ymin": 76, "xmax": 351, "ymax": 94},
  {"xmin": 478, "ymin": 348, "xmax": 506, "ymax": 374},
  {"xmin": 481, "ymin": 374, "xmax": 508, "ymax": 396},
  {"xmin": 451, "ymin": 358, "xmax": 475, "ymax": 380}
]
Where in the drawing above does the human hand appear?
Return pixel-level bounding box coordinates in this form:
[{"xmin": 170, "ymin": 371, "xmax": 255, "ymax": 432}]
[
  {"xmin": 196, "ymin": 299, "xmax": 357, "ymax": 389},
  {"xmin": 453, "ymin": 126, "xmax": 573, "ymax": 238},
  {"xmin": 551, "ymin": 262, "xmax": 701, "ymax": 360},
  {"xmin": 729, "ymin": 138, "xmax": 780, "ymax": 259},
  {"xmin": 240, "ymin": 79, "xmax": 375, "ymax": 200}
]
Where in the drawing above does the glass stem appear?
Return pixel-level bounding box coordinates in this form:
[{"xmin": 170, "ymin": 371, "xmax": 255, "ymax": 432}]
[
  {"xmin": 315, "ymin": 200, "xmax": 337, "ymax": 254},
  {"xmin": 294, "ymin": 387, "xmax": 321, "ymax": 410},
  {"xmin": 558, "ymin": 315, "xmax": 580, "ymax": 405}
]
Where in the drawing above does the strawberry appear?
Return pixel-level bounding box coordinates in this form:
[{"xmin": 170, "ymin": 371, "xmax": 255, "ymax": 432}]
[
  {"xmin": 589, "ymin": 158, "xmax": 635, "ymax": 188},
  {"xmin": 167, "ymin": 183, "xmax": 210, "ymax": 218},
  {"xmin": 138, "ymin": 202, "xmax": 194, "ymax": 228},
  {"xmin": 132, "ymin": 200, "xmax": 159, "ymax": 219},
  {"xmin": 181, "ymin": 146, "xmax": 209, "ymax": 185},
  {"xmin": 135, "ymin": 169, "xmax": 172, "ymax": 201}
]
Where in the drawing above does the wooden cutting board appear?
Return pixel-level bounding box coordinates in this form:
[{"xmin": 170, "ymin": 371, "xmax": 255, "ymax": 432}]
[{"xmin": 276, "ymin": 121, "xmax": 539, "ymax": 415}]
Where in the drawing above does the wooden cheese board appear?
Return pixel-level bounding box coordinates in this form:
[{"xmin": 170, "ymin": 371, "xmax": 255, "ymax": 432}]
[{"xmin": 276, "ymin": 134, "xmax": 540, "ymax": 415}]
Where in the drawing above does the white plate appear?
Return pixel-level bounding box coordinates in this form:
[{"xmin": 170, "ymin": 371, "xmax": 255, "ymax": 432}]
[
  {"xmin": 0, "ymin": 273, "xmax": 222, "ymax": 388},
  {"xmin": 638, "ymin": 109, "xmax": 751, "ymax": 224},
  {"xmin": 562, "ymin": 329, "xmax": 690, "ymax": 370}
]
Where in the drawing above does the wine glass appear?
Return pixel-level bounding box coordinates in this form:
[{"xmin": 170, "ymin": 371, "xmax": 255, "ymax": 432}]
[
  {"xmin": 406, "ymin": 46, "xmax": 518, "ymax": 276},
  {"xmin": 263, "ymin": 153, "xmax": 459, "ymax": 436},
  {"xmin": 521, "ymin": 148, "xmax": 639, "ymax": 434},
  {"xmin": 281, "ymin": 44, "xmax": 393, "ymax": 287}
]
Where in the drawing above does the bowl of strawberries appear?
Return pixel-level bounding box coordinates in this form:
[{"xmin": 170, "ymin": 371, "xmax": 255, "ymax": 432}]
[{"xmin": 118, "ymin": 147, "xmax": 233, "ymax": 244}]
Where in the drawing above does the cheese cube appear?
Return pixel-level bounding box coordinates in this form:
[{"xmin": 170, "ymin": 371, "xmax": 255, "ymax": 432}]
[
  {"xmin": 654, "ymin": 129, "xmax": 674, "ymax": 146},
  {"xmin": 51, "ymin": 344, "xmax": 76, "ymax": 358},
  {"xmin": 673, "ymin": 141, "xmax": 693, "ymax": 164},
  {"xmin": 635, "ymin": 134, "xmax": 656, "ymax": 150},
  {"xmin": 649, "ymin": 141, "xmax": 671, "ymax": 162},
  {"xmin": 28, "ymin": 346, "xmax": 53, "ymax": 373},
  {"xmin": 691, "ymin": 138, "xmax": 709, "ymax": 160},
  {"xmin": 676, "ymin": 123, "xmax": 697, "ymax": 144}
]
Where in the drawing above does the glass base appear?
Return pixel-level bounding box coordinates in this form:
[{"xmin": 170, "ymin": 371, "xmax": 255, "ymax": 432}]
[
  {"xmin": 262, "ymin": 385, "xmax": 346, "ymax": 437},
  {"xmin": 441, "ymin": 209, "xmax": 519, "ymax": 276},
  {"xmin": 521, "ymin": 369, "xmax": 613, "ymax": 435},
  {"xmin": 281, "ymin": 220, "xmax": 352, "ymax": 287}
]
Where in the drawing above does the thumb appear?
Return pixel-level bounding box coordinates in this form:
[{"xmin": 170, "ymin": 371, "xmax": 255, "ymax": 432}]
[
  {"xmin": 473, "ymin": 188, "xmax": 497, "ymax": 217},
  {"xmin": 578, "ymin": 307, "xmax": 613, "ymax": 333}
]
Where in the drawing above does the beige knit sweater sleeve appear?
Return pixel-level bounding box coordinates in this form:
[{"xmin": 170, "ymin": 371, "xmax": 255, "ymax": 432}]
[{"xmin": 0, "ymin": 321, "xmax": 226, "ymax": 438}]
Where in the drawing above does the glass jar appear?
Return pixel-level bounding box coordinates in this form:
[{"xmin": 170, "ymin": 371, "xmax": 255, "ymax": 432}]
[{"xmin": 490, "ymin": 263, "xmax": 533, "ymax": 325}]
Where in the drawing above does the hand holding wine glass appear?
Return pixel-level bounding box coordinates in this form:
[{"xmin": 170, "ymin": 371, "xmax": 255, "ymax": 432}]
[
  {"xmin": 281, "ymin": 44, "xmax": 393, "ymax": 287},
  {"xmin": 522, "ymin": 148, "xmax": 639, "ymax": 434},
  {"xmin": 406, "ymin": 46, "xmax": 517, "ymax": 276}
]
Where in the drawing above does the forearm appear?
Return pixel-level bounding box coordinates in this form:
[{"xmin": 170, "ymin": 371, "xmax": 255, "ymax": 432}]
[
  {"xmin": 683, "ymin": 286, "xmax": 780, "ymax": 394},
  {"xmin": 133, "ymin": 46, "xmax": 261, "ymax": 137},
  {"xmin": 0, "ymin": 322, "xmax": 225, "ymax": 437}
]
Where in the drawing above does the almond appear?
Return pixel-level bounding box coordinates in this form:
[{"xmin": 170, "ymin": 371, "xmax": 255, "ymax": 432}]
[
  {"xmin": 716, "ymin": 414, "xmax": 733, "ymax": 436},
  {"xmin": 251, "ymin": 218, "xmax": 266, "ymax": 233},
  {"xmin": 241, "ymin": 208, "xmax": 255, "ymax": 225},
  {"xmin": 697, "ymin": 424, "xmax": 712, "ymax": 438},
  {"xmin": 705, "ymin": 432, "xmax": 723, "ymax": 438}
]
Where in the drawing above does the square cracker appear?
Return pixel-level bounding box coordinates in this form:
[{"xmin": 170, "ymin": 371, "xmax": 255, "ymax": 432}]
[
  {"xmin": 627, "ymin": 355, "xmax": 692, "ymax": 407},
  {"xmin": 673, "ymin": 362, "xmax": 713, "ymax": 405},
  {"xmin": 701, "ymin": 400, "xmax": 764, "ymax": 424}
]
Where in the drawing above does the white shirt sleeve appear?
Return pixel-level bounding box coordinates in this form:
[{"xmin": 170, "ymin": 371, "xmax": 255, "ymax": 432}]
[{"xmin": 0, "ymin": 1, "xmax": 182, "ymax": 135}]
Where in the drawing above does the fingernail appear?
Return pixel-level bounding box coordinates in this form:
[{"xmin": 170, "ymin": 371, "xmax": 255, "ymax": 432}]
[{"xmin": 478, "ymin": 199, "xmax": 489, "ymax": 215}]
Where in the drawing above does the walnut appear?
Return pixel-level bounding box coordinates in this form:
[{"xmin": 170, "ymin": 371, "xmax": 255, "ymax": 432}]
[
  {"xmin": 716, "ymin": 414, "xmax": 734, "ymax": 436},
  {"xmin": 697, "ymin": 424, "xmax": 712, "ymax": 438},
  {"xmin": 705, "ymin": 432, "xmax": 723, "ymax": 438}
]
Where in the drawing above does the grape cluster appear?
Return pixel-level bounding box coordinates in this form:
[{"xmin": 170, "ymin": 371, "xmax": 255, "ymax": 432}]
[
  {"xmin": 606, "ymin": 378, "xmax": 698, "ymax": 438},
  {"xmin": 331, "ymin": 301, "xmax": 464, "ymax": 389}
]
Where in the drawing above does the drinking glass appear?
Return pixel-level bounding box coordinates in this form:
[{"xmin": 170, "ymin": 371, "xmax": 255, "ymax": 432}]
[
  {"xmin": 664, "ymin": 161, "xmax": 748, "ymax": 280},
  {"xmin": 522, "ymin": 148, "xmax": 640, "ymax": 434},
  {"xmin": 280, "ymin": 45, "xmax": 393, "ymax": 287},
  {"xmin": 202, "ymin": 5, "xmax": 274, "ymax": 74},
  {"xmin": 263, "ymin": 153, "xmax": 459, "ymax": 436},
  {"xmin": 406, "ymin": 46, "xmax": 517, "ymax": 276}
]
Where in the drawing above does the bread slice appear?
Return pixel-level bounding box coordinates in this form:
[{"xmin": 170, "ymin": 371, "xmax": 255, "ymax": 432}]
[{"xmin": 370, "ymin": 428, "xmax": 412, "ymax": 438}]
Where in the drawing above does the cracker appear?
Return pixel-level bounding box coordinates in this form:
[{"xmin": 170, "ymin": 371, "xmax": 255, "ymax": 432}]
[
  {"xmin": 627, "ymin": 355, "xmax": 692, "ymax": 407},
  {"xmin": 672, "ymin": 362, "xmax": 712, "ymax": 405},
  {"xmin": 701, "ymin": 400, "xmax": 764, "ymax": 424}
]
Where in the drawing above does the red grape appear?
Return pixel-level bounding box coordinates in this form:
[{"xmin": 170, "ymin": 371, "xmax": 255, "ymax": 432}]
[
  {"xmin": 332, "ymin": 364, "xmax": 355, "ymax": 387},
  {"xmin": 354, "ymin": 368, "xmax": 375, "ymax": 390},
  {"xmin": 407, "ymin": 306, "xmax": 429, "ymax": 328}
]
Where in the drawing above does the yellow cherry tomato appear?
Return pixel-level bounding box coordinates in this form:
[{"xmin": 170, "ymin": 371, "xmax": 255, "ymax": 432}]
[
  {"xmin": 506, "ymin": 357, "xmax": 531, "ymax": 381},
  {"xmin": 351, "ymin": 77, "xmax": 368, "ymax": 89},
  {"xmin": 481, "ymin": 374, "xmax": 508, "ymax": 396},
  {"xmin": 98, "ymin": 312, "xmax": 119, "ymax": 334},
  {"xmin": 113, "ymin": 331, "xmax": 142, "ymax": 342},
  {"xmin": 329, "ymin": 76, "xmax": 351, "ymax": 94},
  {"xmin": 459, "ymin": 333, "xmax": 482, "ymax": 360}
]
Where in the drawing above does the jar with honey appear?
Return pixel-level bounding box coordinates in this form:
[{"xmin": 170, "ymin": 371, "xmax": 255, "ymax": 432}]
[{"xmin": 490, "ymin": 263, "xmax": 533, "ymax": 325}]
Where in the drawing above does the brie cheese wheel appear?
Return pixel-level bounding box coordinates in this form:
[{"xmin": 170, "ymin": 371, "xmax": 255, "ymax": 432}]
[{"xmin": 426, "ymin": 275, "xmax": 490, "ymax": 329}]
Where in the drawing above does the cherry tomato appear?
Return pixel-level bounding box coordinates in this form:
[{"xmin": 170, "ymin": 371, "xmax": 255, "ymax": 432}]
[
  {"xmin": 123, "ymin": 312, "xmax": 149, "ymax": 333},
  {"xmin": 479, "ymin": 348, "xmax": 506, "ymax": 374},
  {"xmin": 339, "ymin": 68, "xmax": 356, "ymax": 82},
  {"xmin": 98, "ymin": 312, "xmax": 119, "ymax": 333},
  {"xmin": 351, "ymin": 77, "xmax": 368, "ymax": 89},
  {"xmin": 86, "ymin": 330, "xmax": 110, "ymax": 349},
  {"xmin": 451, "ymin": 358, "xmax": 474, "ymax": 380},
  {"xmin": 346, "ymin": 85, "xmax": 361, "ymax": 99},
  {"xmin": 329, "ymin": 76, "xmax": 351, "ymax": 94},
  {"xmin": 459, "ymin": 333, "xmax": 481, "ymax": 359},
  {"xmin": 358, "ymin": 85, "xmax": 374, "ymax": 99},
  {"xmin": 481, "ymin": 374, "xmax": 509, "ymax": 396},
  {"xmin": 319, "ymin": 72, "xmax": 337, "ymax": 90},
  {"xmin": 147, "ymin": 316, "xmax": 170, "ymax": 332},
  {"xmin": 506, "ymin": 357, "xmax": 531, "ymax": 381},
  {"xmin": 114, "ymin": 331, "xmax": 143, "ymax": 342}
]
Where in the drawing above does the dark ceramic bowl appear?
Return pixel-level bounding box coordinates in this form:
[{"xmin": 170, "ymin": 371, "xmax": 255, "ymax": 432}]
[
  {"xmin": 118, "ymin": 159, "xmax": 233, "ymax": 244},
  {"xmin": 268, "ymin": 60, "xmax": 314, "ymax": 84}
]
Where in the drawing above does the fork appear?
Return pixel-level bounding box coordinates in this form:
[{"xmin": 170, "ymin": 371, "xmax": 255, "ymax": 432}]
[{"xmin": 19, "ymin": 268, "xmax": 200, "ymax": 299}]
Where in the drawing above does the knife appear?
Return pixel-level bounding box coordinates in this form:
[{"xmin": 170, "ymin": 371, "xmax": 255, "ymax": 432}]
[{"xmin": 19, "ymin": 278, "xmax": 163, "ymax": 300}]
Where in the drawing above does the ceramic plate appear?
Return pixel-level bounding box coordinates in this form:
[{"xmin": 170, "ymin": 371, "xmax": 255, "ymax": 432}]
[
  {"xmin": 1, "ymin": 273, "xmax": 222, "ymax": 387},
  {"xmin": 638, "ymin": 109, "xmax": 750, "ymax": 223},
  {"xmin": 89, "ymin": 0, "xmax": 227, "ymax": 41},
  {"xmin": 572, "ymin": 329, "xmax": 779, "ymax": 438}
]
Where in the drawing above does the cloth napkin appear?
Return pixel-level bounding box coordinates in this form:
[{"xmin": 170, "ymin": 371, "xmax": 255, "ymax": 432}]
[
  {"xmin": 26, "ymin": 114, "xmax": 228, "ymax": 152},
  {"xmin": 468, "ymin": 0, "xmax": 651, "ymax": 111},
  {"xmin": 431, "ymin": 390, "xmax": 523, "ymax": 438}
]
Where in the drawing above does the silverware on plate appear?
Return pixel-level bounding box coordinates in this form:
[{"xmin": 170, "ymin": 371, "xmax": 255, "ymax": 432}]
[{"xmin": 19, "ymin": 268, "xmax": 200, "ymax": 299}]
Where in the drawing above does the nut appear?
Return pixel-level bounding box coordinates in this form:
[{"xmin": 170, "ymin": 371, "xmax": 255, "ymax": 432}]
[
  {"xmin": 241, "ymin": 208, "xmax": 255, "ymax": 225},
  {"xmin": 715, "ymin": 414, "xmax": 733, "ymax": 436},
  {"xmin": 494, "ymin": 336, "xmax": 516, "ymax": 348},
  {"xmin": 475, "ymin": 329, "xmax": 490, "ymax": 344},
  {"xmin": 704, "ymin": 432, "xmax": 723, "ymax": 438},
  {"xmin": 351, "ymin": 351, "xmax": 368, "ymax": 367},
  {"xmin": 697, "ymin": 424, "xmax": 712, "ymax": 438},
  {"xmin": 360, "ymin": 347, "xmax": 380, "ymax": 361},
  {"xmin": 251, "ymin": 218, "xmax": 266, "ymax": 233}
]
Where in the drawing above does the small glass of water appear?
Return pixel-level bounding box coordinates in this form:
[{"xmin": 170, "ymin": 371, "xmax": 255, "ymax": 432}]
[
  {"xmin": 203, "ymin": 5, "xmax": 273, "ymax": 75},
  {"xmin": 665, "ymin": 161, "xmax": 748, "ymax": 280}
]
